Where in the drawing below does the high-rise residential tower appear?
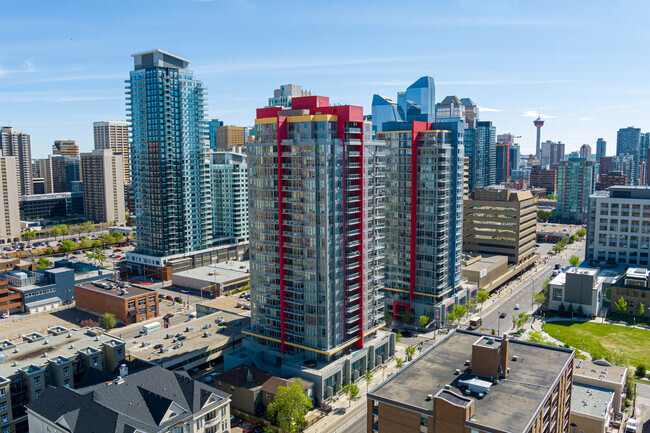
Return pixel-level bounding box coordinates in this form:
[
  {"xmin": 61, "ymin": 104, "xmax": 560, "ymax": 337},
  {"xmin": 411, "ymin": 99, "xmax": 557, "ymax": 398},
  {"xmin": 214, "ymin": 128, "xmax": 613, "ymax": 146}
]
[
  {"xmin": 0, "ymin": 127, "xmax": 32, "ymax": 196},
  {"xmin": 80, "ymin": 149, "xmax": 125, "ymax": 225},
  {"xmin": 371, "ymin": 77, "xmax": 435, "ymax": 132},
  {"xmin": 596, "ymin": 138, "xmax": 606, "ymax": 162},
  {"xmin": 52, "ymin": 140, "xmax": 79, "ymax": 157},
  {"xmin": 50, "ymin": 155, "xmax": 80, "ymax": 193},
  {"xmin": 617, "ymin": 126, "xmax": 642, "ymax": 184},
  {"xmin": 556, "ymin": 157, "xmax": 596, "ymax": 224},
  {"xmin": 209, "ymin": 151, "xmax": 248, "ymax": 243},
  {"xmin": 466, "ymin": 120, "xmax": 496, "ymax": 191},
  {"xmin": 0, "ymin": 156, "xmax": 21, "ymax": 244},
  {"xmin": 266, "ymin": 84, "xmax": 312, "ymax": 108},
  {"xmin": 126, "ymin": 50, "xmax": 211, "ymax": 258},
  {"xmin": 580, "ymin": 144, "xmax": 592, "ymax": 160},
  {"xmin": 93, "ymin": 121, "xmax": 130, "ymax": 184},
  {"xmin": 380, "ymin": 119, "xmax": 470, "ymax": 323}
]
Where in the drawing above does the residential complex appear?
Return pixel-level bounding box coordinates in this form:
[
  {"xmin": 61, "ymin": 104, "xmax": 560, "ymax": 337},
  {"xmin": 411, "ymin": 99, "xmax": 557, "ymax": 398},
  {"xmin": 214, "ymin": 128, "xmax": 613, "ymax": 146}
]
[
  {"xmin": 540, "ymin": 140, "xmax": 565, "ymax": 167},
  {"xmin": 36, "ymin": 158, "xmax": 53, "ymax": 194},
  {"xmin": 80, "ymin": 149, "xmax": 126, "ymax": 224},
  {"xmin": 52, "ymin": 140, "xmax": 79, "ymax": 157},
  {"xmin": 495, "ymin": 141, "xmax": 510, "ymax": 184},
  {"xmin": 380, "ymin": 119, "xmax": 470, "ymax": 322},
  {"xmin": 529, "ymin": 165, "xmax": 558, "ymax": 195},
  {"xmin": 617, "ymin": 126, "xmax": 642, "ymax": 184},
  {"xmin": 367, "ymin": 330, "xmax": 574, "ymax": 433},
  {"xmin": 26, "ymin": 365, "xmax": 231, "ymax": 433},
  {"xmin": 465, "ymin": 120, "xmax": 496, "ymax": 191},
  {"xmin": 0, "ymin": 156, "xmax": 21, "ymax": 245},
  {"xmin": 556, "ymin": 157, "xmax": 596, "ymax": 224},
  {"xmin": 579, "ymin": 143, "xmax": 592, "ymax": 160},
  {"xmin": 463, "ymin": 189, "xmax": 536, "ymax": 264},
  {"xmin": 126, "ymin": 50, "xmax": 212, "ymax": 259},
  {"xmin": 586, "ymin": 186, "xmax": 650, "ymax": 266},
  {"xmin": 50, "ymin": 155, "xmax": 80, "ymax": 193},
  {"xmin": 371, "ymin": 76, "xmax": 435, "ymax": 132},
  {"xmin": 209, "ymin": 151, "xmax": 248, "ymax": 243},
  {"xmin": 597, "ymin": 171, "xmax": 627, "ymax": 190},
  {"xmin": 267, "ymin": 83, "xmax": 312, "ymax": 108},
  {"xmin": 93, "ymin": 121, "xmax": 130, "ymax": 184},
  {"xmin": 0, "ymin": 127, "xmax": 32, "ymax": 196}
]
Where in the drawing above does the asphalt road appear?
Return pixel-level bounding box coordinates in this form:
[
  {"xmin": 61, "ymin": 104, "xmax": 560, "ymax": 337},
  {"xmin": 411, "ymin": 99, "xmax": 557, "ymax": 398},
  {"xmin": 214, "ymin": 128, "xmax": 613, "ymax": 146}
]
[{"xmin": 636, "ymin": 382, "xmax": 650, "ymax": 433}]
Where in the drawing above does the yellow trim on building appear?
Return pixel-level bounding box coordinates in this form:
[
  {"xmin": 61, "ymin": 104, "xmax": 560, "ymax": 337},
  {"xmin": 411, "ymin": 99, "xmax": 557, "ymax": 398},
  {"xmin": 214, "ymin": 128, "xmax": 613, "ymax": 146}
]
[
  {"xmin": 287, "ymin": 115, "xmax": 338, "ymax": 123},
  {"xmin": 254, "ymin": 117, "xmax": 277, "ymax": 125}
]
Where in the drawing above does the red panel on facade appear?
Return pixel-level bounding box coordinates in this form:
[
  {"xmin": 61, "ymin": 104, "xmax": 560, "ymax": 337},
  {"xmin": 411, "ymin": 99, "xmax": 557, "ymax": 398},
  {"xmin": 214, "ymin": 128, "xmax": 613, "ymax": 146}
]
[
  {"xmin": 291, "ymin": 95, "xmax": 330, "ymax": 110},
  {"xmin": 256, "ymin": 106, "xmax": 283, "ymax": 118},
  {"xmin": 277, "ymin": 116, "xmax": 287, "ymax": 354},
  {"xmin": 410, "ymin": 121, "xmax": 430, "ymax": 302}
]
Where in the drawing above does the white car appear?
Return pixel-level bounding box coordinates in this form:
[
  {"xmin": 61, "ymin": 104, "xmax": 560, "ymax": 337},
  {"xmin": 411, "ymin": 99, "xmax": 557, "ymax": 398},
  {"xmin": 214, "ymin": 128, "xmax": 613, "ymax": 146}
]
[
  {"xmin": 625, "ymin": 418, "xmax": 638, "ymax": 433},
  {"xmin": 514, "ymin": 304, "xmax": 520, "ymax": 310}
]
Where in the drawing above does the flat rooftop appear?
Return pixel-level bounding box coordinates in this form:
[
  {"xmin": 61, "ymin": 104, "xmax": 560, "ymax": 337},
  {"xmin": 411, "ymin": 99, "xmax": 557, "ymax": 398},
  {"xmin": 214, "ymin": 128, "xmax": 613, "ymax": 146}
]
[
  {"xmin": 76, "ymin": 279, "xmax": 155, "ymax": 298},
  {"xmin": 0, "ymin": 327, "xmax": 122, "ymax": 379},
  {"xmin": 573, "ymin": 359, "xmax": 626, "ymax": 386},
  {"xmin": 198, "ymin": 295, "xmax": 250, "ymax": 314},
  {"xmin": 172, "ymin": 261, "xmax": 250, "ymax": 285},
  {"xmin": 126, "ymin": 310, "xmax": 250, "ymax": 363},
  {"xmin": 571, "ymin": 382, "xmax": 614, "ymax": 419},
  {"xmin": 369, "ymin": 330, "xmax": 573, "ymax": 433}
]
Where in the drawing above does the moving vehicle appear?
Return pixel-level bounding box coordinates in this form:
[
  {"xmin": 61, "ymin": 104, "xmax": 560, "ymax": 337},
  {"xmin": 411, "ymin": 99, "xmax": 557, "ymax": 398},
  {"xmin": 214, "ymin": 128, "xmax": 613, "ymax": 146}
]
[
  {"xmin": 140, "ymin": 321, "xmax": 162, "ymax": 335},
  {"xmin": 469, "ymin": 317, "xmax": 482, "ymax": 330},
  {"xmin": 499, "ymin": 312, "xmax": 507, "ymax": 319}
]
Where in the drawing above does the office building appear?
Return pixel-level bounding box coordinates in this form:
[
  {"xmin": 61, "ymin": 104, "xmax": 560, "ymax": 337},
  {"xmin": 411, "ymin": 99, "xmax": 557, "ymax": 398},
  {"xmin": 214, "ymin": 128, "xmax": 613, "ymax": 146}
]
[
  {"xmin": 209, "ymin": 151, "xmax": 248, "ymax": 243},
  {"xmin": 227, "ymin": 95, "xmax": 393, "ymax": 403},
  {"xmin": 463, "ymin": 189, "xmax": 536, "ymax": 264},
  {"xmin": 126, "ymin": 50, "xmax": 212, "ymax": 259},
  {"xmin": 0, "ymin": 126, "xmax": 32, "ymax": 196},
  {"xmin": 495, "ymin": 142, "xmax": 510, "ymax": 184},
  {"xmin": 435, "ymin": 96, "xmax": 479, "ymax": 129},
  {"xmin": 0, "ymin": 157, "xmax": 20, "ymax": 245},
  {"xmin": 596, "ymin": 138, "xmax": 606, "ymax": 162},
  {"xmin": 37, "ymin": 158, "xmax": 53, "ymax": 194},
  {"xmin": 211, "ymin": 125, "xmax": 245, "ymax": 152},
  {"xmin": 580, "ymin": 143, "xmax": 592, "ymax": 160},
  {"xmin": 207, "ymin": 118, "xmax": 224, "ymax": 148},
  {"xmin": 381, "ymin": 119, "xmax": 473, "ymax": 322},
  {"xmin": 459, "ymin": 98, "xmax": 478, "ymax": 129},
  {"xmin": 52, "ymin": 140, "xmax": 79, "ymax": 157},
  {"xmin": 466, "ymin": 120, "xmax": 496, "ymax": 191},
  {"xmin": 80, "ymin": 149, "xmax": 126, "ymax": 225},
  {"xmin": 617, "ymin": 126, "xmax": 642, "ymax": 184},
  {"xmin": 556, "ymin": 158, "xmax": 595, "ymax": 224},
  {"xmin": 19, "ymin": 192, "xmax": 83, "ymax": 220},
  {"xmin": 32, "ymin": 178, "xmax": 45, "ymax": 195},
  {"xmin": 529, "ymin": 165, "xmax": 558, "ymax": 195},
  {"xmin": 93, "ymin": 121, "xmax": 130, "ymax": 184},
  {"xmin": 608, "ymin": 267, "xmax": 650, "ymax": 318},
  {"xmin": 75, "ymin": 278, "xmax": 159, "ymax": 324},
  {"xmin": 371, "ymin": 77, "xmax": 435, "ymax": 132},
  {"xmin": 267, "ymin": 83, "xmax": 312, "ymax": 108},
  {"xmin": 547, "ymin": 268, "xmax": 603, "ymax": 317},
  {"xmin": 26, "ymin": 366, "xmax": 231, "ymax": 433},
  {"xmin": 50, "ymin": 155, "xmax": 80, "ymax": 193},
  {"xmin": 367, "ymin": 330, "xmax": 574, "ymax": 433},
  {"xmin": 597, "ymin": 171, "xmax": 627, "ymax": 190},
  {"xmin": 509, "ymin": 143, "xmax": 521, "ymax": 172},
  {"xmin": 541, "ymin": 140, "xmax": 565, "ymax": 167},
  {"xmin": 586, "ymin": 186, "xmax": 650, "ymax": 266}
]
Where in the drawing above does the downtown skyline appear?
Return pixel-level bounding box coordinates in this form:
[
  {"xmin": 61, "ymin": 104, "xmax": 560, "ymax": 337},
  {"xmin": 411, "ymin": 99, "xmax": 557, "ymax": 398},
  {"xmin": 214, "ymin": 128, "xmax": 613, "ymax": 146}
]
[{"xmin": 1, "ymin": 0, "xmax": 649, "ymax": 158}]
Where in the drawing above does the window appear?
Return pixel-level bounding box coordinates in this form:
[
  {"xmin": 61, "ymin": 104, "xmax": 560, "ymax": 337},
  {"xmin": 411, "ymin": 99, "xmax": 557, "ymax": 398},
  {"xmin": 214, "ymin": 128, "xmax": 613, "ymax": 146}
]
[
  {"xmin": 64, "ymin": 379, "xmax": 70, "ymax": 387},
  {"xmin": 0, "ymin": 402, "xmax": 6, "ymax": 411},
  {"xmin": 117, "ymin": 349, "xmax": 123, "ymax": 358},
  {"xmin": 0, "ymin": 389, "xmax": 4, "ymax": 398},
  {"xmin": 34, "ymin": 390, "xmax": 41, "ymax": 399},
  {"xmin": 0, "ymin": 415, "xmax": 6, "ymax": 423},
  {"xmin": 128, "ymin": 301, "xmax": 135, "ymax": 309},
  {"xmin": 34, "ymin": 377, "xmax": 41, "ymax": 387},
  {"xmin": 138, "ymin": 298, "xmax": 146, "ymax": 306},
  {"xmin": 195, "ymin": 418, "xmax": 203, "ymax": 429},
  {"xmin": 92, "ymin": 358, "xmax": 98, "ymax": 367},
  {"xmin": 148, "ymin": 296, "xmax": 156, "ymax": 303},
  {"xmin": 222, "ymin": 420, "xmax": 228, "ymax": 430},
  {"xmin": 553, "ymin": 288, "xmax": 563, "ymax": 302},
  {"xmin": 220, "ymin": 406, "xmax": 226, "ymax": 418},
  {"xmin": 63, "ymin": 367, "xmax": 70, "ymax": 377}
]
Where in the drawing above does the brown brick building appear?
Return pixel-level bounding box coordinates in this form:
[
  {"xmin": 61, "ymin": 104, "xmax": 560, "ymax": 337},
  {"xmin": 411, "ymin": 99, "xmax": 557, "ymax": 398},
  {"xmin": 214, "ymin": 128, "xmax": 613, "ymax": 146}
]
[
  {"xmin": 0, "ymin": 279, "xmax": 23, "ymax": 314},
  {"xmin": 367, "ymin": 330, "xmax": 574, "ymax": 433},
  {"xmin": 597, "ymin": 170, "xmax": 627, "ymax": 191},
  {"xmin": 75, "ymin": 279, "xmax": 159, "ymax": 324},
  {"xmin": 530, "ymin": 165, "xmax": 558, "ymax": 195}
]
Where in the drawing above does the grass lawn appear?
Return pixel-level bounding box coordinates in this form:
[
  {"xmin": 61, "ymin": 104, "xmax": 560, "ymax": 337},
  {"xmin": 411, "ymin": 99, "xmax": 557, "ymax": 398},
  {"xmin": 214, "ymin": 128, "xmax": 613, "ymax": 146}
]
[{"xmin": 543, "ymin": 321, "xmax": 650, "ymax": 368}]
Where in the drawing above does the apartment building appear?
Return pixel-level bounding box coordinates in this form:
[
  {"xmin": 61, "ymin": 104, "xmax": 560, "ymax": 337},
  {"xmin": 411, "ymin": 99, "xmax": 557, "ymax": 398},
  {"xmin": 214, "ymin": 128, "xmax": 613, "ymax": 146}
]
[
  {"xmin": 530, "ymin": 165, "xmax": 558, "ymax": 195},
  {"xmin": 463, "ymin": 188, "xmax": 537, "ymax": 264},
  {"xmin": 367, "ymin": 330, "xmax": 574, "ymax": 433},
  {"xmin": 0, "ymin": 127, "xmax": 32, "ymax": 196},
  {"xmin": 0, "ymin": 157, "xmax": 20, "ymax": 245},
  {"xmin": 212, "ymin": 125, "xmax": 245, "ymax": 152},
  {"xmin": 80, "ymin": 149, "xmax": 126, "ymax": 225},
  {"xmin": 26, "ymin": 365, "xmax": 231, "ymax": 433},
  {"xmin": 586, "ymin": 186, "xmax": 650, "ymax": 266},
  {"xmin": 93, "ymin": 121, "xmax": 130, "ymax": 184},
  {"xmin": 209, "ymin": 151, "xmax": 248, "ymax": 243},
  {"xmin": 52, "ymin": 140, "xmax": 79, "ymax": 157},
  {"xmin": 557, "ymin": 158, "xmax": 596, "ymax": 224}
]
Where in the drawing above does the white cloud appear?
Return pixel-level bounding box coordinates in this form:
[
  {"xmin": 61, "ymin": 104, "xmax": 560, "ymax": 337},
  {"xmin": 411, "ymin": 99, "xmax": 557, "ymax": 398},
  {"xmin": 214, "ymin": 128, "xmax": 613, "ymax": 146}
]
[
  {"xmin": 522, "ymin": 110, "xmax": 557, "ymax": 119},
  {"xmin": 365, "ymin": 80, "xmax": 413, "ymax": 86},
  {"xmin": 478, "ymin": 107, "xmax": 501, "ymax": 112},
  {"xmin": 579, "ymin": 116, "xmax": 594, "ymax": 121}
]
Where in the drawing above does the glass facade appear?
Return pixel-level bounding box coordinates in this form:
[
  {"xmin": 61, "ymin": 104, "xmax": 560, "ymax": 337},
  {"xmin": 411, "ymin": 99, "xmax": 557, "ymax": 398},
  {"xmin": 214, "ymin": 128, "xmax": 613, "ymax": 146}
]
[
  {"xmin": 557, "ymin": 158, "xmax": 596, "ymax": 224},
  {"xmin": 371, "ymin": 77, "xmax": 435, "ymax": 132},
  {"xmin": 210, "ymin": 151, "xmax": 248, "ymax": 243},
  {"xmin": 127, "ymin": 51, "xmax": 212, "ymax": 257}
]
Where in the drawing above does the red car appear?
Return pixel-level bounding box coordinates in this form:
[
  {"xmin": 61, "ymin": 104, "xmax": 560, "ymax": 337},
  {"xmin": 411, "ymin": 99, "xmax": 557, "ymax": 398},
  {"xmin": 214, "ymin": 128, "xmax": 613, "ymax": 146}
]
[
  {"xmin": 115, "ymin": 248, "xmax": 122, "ymax": 252},
  {"xmin": 165, "ymin": 295, "xmax": 173, "ymax": 300},
  {"xmin": 243, "ymin": 424, "xmax": 263, "ymax": 433}
]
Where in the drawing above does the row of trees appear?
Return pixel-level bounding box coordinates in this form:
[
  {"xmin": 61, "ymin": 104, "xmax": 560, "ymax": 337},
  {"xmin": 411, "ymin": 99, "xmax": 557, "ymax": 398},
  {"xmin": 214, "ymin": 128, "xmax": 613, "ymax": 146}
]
[
  {"xmin": 22, "ymin": 221, "xmax": 99, "ymax": 244},
  {"xmin": 614, "ymin": 297, "xmax": 645, "ymax": 317},
  {"xmin": 411, "ymin": 289, "xmax": 491, "ymax": 329}
]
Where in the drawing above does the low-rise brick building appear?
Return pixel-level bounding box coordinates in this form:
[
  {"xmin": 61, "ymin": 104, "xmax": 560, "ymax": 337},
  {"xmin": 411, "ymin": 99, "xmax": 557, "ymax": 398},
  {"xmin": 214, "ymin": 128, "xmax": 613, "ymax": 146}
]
[
  {"xmin": 609, "ymin": 267, "xmax": 650, "ymax": 318},
  {"xmin": 75, "ymin": 279, "xmax": 159, "ymax": 324}
]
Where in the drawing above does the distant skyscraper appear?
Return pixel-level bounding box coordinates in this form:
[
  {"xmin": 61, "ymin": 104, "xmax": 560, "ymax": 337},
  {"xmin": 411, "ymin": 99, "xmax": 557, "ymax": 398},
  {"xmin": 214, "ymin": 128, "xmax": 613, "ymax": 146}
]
[
  {"xmin": 38, "ymin": 158, "xmax": 53, "ymax": 194},
  {"xmin": 50, "ymin": 155, "xmax": 80, "ymax": 193},
  {"xmin": 93, "ymin": 121, "xmax": 130, "ymax": 184},
  {"xmin": 371, "ymin": 77, "xmax": 434, "ymax": 132},
  {"xmin": 596, "ymin": 138, "xmax": 606, "ymax": 162},
  {"xmin": 80, "ymin": 149, "xmax": 126, "ymax": 224},
  {"xmin": 466, "ymin": 121, "xmax": 496, "ymax": 190},
  {"xmin": 266, "ymin": 84, "xmax": 312, "ymax": 108},
  {"xmin": 534, "ymin": 117, "xmax": 544, "ymax": 161},
  {"xmin": 209, "ymin": 151, "xmax": 248, "ymax": 243},
  {"xmin": 0, "ymin": 127, "xmax": 32, "ymax": 196},
  {"xmin": 510, "ymin": 143, "xmax": 521, "ymax": 172},
  {"xmin": 127, "ymin": 50, "xmax": 211, "ymax": 258},
  {"xmin": 617, "ymin": 126, "xmax": 642, "ymax": 184},
  {"xmin": 495, "ymin": 142, "xmax": 510, "ymax": 184},
  {"xmin": 52, "ymin": 140, "xmax": 79, "ymax": 157},
  {"xmin": 207, "ymin": 119, "xmax": 224, "ymax": 150},
  {"xmin": 540, "ymin": 140, "xmax": 565, "ymax": 167},
  {"xmin": 0, "ymin": 156, "xmax": 21, "ymax": 244},
  {"xmin": 211, "ymin": 125, "xmax": 245, "ymax": 152},
  {"xmin": 460, "ymin": 98, "xmax": 478, "ymax": 129},
  {"xmin": 436, "ymin": 96, "xmax": 479, "ymax": 129},
  {"xmin": 556, "ymin": 158, "xmax": 596, "ymax": 224},
  {"xmin": 580, "ymin": 144, "xmax": 592, "ymax": 160}
]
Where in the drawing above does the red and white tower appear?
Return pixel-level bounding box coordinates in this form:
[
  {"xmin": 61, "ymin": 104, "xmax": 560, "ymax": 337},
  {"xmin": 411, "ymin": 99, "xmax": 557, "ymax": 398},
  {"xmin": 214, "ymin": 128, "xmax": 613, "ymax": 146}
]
[{"xmin": 534, "ymin": 116, "xmax": 544, "ymax": 161}]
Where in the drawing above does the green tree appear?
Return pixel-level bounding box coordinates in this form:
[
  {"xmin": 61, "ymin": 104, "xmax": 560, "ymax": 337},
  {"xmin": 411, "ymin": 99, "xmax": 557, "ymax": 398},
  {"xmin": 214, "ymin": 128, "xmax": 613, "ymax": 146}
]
[
  {"xmin": 569, "ymin": 234, "xmax": 577, "ymax": 243},
  {"xmin": 35, "ymin": 257, "xmax": 51, "ymax": 270},
  {"xmin": 91, "ymin": 239, "xmax": 102, "ymax": 248},
  {"xmin": 576, "ymin": 228, "xmax": 586, "ymax": 238},
  {"xmin": 636, "ymin": 364, "xmax": 647, "ymax": 378},
  {"xmin": 22, "ymin": 230, "xmax": 36, "ymax": 246},
  {"xmin": 402, "ymin": 310, "xmax": 412, "ymax": 325},
  {"xmin": 449, "ymin": 304, "xmax": 468, "ymax": 327},
  {"xmin": 477, "ymin": 290, "xmax": 489, "ymax": 310},
  {"xmin": 635, "ymin": 302, "xmax": 645, "ymax": 318},
  {"xmin": 512, "ymin": 312, "xmax": 529, "ymax": 331},
  {"xmin": 79, "ymin": 238, "xmax": 92, "ymax": 249},
  {"xmin": 395, "ymin": 358, "xmax": 403, "ymax": 368},
  {"xmin": 111, "ymin": 231, "xmax": 124, "ymax": 243},
  {"xmin": 50, "ymin": 226, "xmax": 62, "ymax": 240},
  {"xmin": 537, "ymin": 210, "xmax": 553, "ymax": 222},
  {"xmin": 86, "ymin": 248, "xmax": 106, "ymax": 267},
  {"xmin": 57, "ymin": 224, "xmax": 69, "ymax": 238},
  {"xmin": 418, "ymin": 315, "xmax": 429, "ymax": 327},
  {"xmin": 526, "ymin": 329, "xmax": 547, "ymax": 345},
  {"xmin": 266, "ymin": 379, "xmax": 313, "ymax": 433},
  {"xmin": 100, "ymin": 313, "xmax": 116, "ymax": 330},
  {"xmin": 569, "ymin": 255, "xmax": 580, "ymax": 266},
  {"xmin": 43, "ymin": 247, "xmax": 53, "ymax": 255},
  {"xmin": 534, "ymin": 291, "xmax": 547, "ymax": 307},
  {"xmin": 58, "ymin": 239, "xmax": 76, "ymax": 253},
  {"xmin": 363, "ymin": 369, "xmax": 373, "ymax": 394},
  {"xmin": 341, "ymin": 382, "xmax": 359, "ymax": 408},
  {"xmin": 405, "ymin": 345, "xmax": 416, "ymax": 361},
  {"xmin": 99, "ymin": 233, "xmax": 115, "ymax": 246},
  {"xmin": 615, "ymin": 297, "xmax": 628, "ymax": 314},
  {"xmin": 395, "ymin": 333, "xmax": 402, "ymax": 343}
]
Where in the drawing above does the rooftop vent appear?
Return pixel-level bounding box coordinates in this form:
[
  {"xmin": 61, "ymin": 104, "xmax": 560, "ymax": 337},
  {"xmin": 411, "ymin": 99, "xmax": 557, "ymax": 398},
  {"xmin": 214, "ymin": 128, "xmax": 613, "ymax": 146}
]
[
  {"xmin": 512, "ymin": 355, "xmax": 519, "ymax": 361},
  {"xmin": 426, "ymin": 394, "xmax": 432, "ymax": 401}
]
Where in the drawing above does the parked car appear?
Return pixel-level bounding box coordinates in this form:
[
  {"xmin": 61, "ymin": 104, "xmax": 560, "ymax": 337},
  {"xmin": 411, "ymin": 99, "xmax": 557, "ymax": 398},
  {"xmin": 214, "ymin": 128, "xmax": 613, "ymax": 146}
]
[
  {"xmin": 165, "ymin": 295, "xmax": 173, "ymax": 300},
  {"xmin": 174, "ymin": 296, "xmax": 182, "ymax": 303},
  {"xmin": 243, "ymin": 424, "xmax": 264, "ymax": 433},
  {"xmin": 230, "ymin": 416, "xmax": 242, "ymax": 427},
  {"xmin": 514, "ymin": 304, "xmax": 520, "ymax": 310},
  {"xmin": 401, "ymin": 330, "xmax": 413, "ymax": 338},
  {"xmin": 625, "ymin": 418, "xmax": 638, "ymax": 433},
  {"xmin": 114, "ymin": 248, "xmax": 122, "ymax": 252}
]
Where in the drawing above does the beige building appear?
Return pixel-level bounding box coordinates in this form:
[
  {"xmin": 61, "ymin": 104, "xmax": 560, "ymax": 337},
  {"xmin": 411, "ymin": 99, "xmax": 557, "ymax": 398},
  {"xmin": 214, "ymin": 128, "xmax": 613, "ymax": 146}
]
[
  {"xmin": 37, "ymin": 158, "xmax": 53, "ymax": 194},
  {"xmin": 80, "ymin": 149, "xmax": 125, "ymax": 224},
  {"xmin": 0, "ymin": 127, "xmax": 32, "ymax": 196},
  {"xmin": 93, "ymin": 121, "xmax": 130, "ymax": 183},
  {"xmin": 0, "ymin": 156, "xmax": 21, "ymax": 244},
  {"xmin": 464, "ymin": 188, "xmax": 537, "ymax": 264},
  {"xmin": 52, "ymin": 140, "xmax": 79, "ymax": 157},
  {"xmin": 214, "ymin": 125, "xmax": 245, "ymax": 152}
]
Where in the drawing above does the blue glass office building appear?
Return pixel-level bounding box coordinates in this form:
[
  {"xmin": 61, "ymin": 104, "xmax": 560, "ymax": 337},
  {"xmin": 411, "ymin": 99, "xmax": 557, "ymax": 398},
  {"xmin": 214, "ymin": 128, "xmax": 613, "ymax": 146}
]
[
  {"xmin": 127, "ymin": 50, "xmax": 212, "ymax": 257},
  {"xmin": 371, "ymin": 76, "xmax": 435, "ymax": 132}
]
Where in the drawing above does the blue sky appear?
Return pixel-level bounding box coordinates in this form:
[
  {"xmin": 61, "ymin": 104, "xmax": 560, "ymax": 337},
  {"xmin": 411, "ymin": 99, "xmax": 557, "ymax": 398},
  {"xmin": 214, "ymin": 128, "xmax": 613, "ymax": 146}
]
[{"xmin": 1, "ymin": 0, "xmax": 649, "ymax": 158}]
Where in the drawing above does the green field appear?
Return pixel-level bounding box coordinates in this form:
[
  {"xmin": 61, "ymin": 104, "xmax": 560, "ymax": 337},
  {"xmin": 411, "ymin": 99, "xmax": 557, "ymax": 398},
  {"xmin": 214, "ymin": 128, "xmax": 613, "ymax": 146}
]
[{"xmin": 543, "ymin": 321, "xmax": 650, "ymax": 368}]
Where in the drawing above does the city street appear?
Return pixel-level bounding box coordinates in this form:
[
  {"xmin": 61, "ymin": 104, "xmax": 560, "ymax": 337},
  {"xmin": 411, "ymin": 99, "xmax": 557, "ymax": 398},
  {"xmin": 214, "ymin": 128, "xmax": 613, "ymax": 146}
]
[{"xmin": 636, "ymin": 382, "xmax": 650, "ymax": 433}]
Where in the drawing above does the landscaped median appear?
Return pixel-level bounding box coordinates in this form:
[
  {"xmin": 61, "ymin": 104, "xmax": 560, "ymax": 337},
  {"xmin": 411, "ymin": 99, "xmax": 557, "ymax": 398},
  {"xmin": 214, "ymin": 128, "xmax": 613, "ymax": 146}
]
[{"xmin": 543, "ymin": 320, "xmax": 650, "ymax": 367}]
